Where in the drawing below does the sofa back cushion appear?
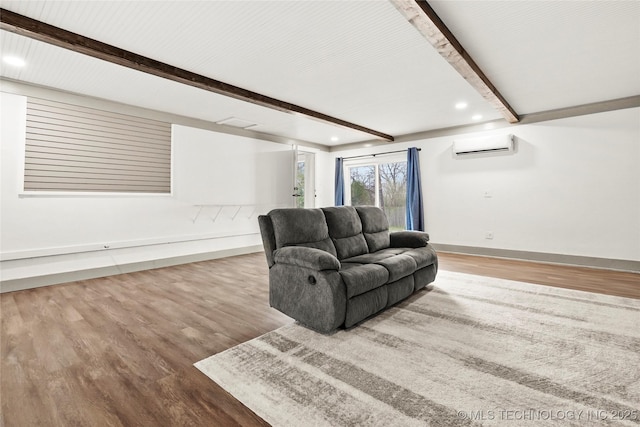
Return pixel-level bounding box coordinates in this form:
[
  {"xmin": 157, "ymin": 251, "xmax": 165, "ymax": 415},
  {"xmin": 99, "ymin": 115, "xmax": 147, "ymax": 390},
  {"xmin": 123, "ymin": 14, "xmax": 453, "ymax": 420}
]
[
  {"xmin": 321, "ymin": 206, "xmax": 369, "ymax": 260},
  {"xmin": 268, "ymin": 208, "xmax": 337, "ymax": 257},
  {"xmin": 355, "ymin": 206, "xmax": 390, "ymax": 252}
]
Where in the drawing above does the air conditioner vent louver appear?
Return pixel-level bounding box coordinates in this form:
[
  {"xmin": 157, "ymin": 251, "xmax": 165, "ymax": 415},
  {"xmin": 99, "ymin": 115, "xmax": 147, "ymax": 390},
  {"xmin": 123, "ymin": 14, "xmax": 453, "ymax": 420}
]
[{"xmin": 453, "ymin": 134, "xmax": 514, "ymax": 156}]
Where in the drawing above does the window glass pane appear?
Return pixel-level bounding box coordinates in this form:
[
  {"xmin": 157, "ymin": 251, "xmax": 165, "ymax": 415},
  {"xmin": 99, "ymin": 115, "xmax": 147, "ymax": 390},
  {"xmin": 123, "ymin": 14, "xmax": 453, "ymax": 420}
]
[
  {"xmin": 349, "ymin": 165, "xmax": 375, "ymax": 206},
  {"xmin": 379, "ymin": 162, "xmax": 407, "ymax": 231},
  {"xmin": 295, "ymin": 160, "xmax": 305, "ymax": 208}
]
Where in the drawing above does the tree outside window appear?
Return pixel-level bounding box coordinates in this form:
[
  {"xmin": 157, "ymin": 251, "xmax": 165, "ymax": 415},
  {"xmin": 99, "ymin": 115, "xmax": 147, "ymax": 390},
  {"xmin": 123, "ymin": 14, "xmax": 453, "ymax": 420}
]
[
  {"xmin": 295, "ymin": 160, "xmax": 305, "ymax": 208},
  {"xmin": 349, "ymin": 165, "xmax": 375, "ymax": 206},
  {"xmin": 348, "ymin": 161, "xmax": 407, "ymax": 231},
  {"xmin": 379, "ymin": 162, "xmax": 406, "ymax": 231}
]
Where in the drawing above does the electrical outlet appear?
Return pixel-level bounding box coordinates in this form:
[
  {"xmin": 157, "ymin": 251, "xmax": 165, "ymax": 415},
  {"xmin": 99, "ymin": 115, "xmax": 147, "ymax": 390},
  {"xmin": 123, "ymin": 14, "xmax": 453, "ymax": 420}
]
[{"xmin": 485, "ymin": 232, "xmax": 494, "ymax": 240}]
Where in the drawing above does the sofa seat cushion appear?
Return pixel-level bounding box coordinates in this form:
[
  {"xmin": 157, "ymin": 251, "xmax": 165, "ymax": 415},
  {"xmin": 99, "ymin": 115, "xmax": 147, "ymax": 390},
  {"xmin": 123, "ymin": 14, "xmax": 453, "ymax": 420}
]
[
  {"xmin": 322, "ymin": 206, "xmax": 369, "ymax": 260},
  {"xmin": 373, "ymin": 248, "xmax": 408, "ymax": 257},
  {"xmin": 341, "ymin": 248, "xmax": 405, "ymax": 265},
  {"xmin": 373, "ymin": 254, "xmax": 417, "ymax": 282},
  {"xmin": 339, "ymin": 264, "xmax": 389, "ymax": 298},
  {"xmin": 397, "ymin": 246, "xmax": 437, "ymax": 269}
]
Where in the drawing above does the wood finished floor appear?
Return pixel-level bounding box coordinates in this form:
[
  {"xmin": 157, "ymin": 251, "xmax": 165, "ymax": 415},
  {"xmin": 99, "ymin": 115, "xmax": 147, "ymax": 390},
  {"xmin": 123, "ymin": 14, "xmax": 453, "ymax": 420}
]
[{"xmin": 1, "ymin": 252, "xmax": 638, "ymax": 426}]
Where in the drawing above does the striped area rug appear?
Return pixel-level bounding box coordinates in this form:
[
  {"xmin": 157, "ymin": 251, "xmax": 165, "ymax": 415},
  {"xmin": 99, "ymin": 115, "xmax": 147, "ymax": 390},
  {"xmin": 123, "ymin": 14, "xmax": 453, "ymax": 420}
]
[{"xmin": 195, "ymin": 270, "xmax": 640, "ymax": 426}]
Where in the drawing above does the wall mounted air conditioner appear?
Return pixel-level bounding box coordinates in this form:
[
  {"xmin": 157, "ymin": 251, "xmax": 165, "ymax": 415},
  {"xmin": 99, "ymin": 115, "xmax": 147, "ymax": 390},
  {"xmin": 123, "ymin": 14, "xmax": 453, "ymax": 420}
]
[{"xmin": 453, "ymin": 134, "xmax": 514, "ymax": 156}]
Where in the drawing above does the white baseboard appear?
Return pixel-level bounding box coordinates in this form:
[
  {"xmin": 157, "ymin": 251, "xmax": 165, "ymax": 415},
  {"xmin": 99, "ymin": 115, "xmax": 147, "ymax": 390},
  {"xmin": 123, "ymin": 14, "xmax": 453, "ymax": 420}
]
[
  {"xmin": 4, "ymin": 242, "xmax": 636, "ymax": 294},
  {"xmin": 431, "ymin": 243, "xmax": 640, "ymax": 273},
  {"xmin": 0, "ymin": 245, "xmax": 263, "ymax": 293}
]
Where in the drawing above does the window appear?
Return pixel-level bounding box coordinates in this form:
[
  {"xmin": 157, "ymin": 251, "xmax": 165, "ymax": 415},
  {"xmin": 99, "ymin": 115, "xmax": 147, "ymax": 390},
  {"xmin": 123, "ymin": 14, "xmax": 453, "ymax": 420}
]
[
  {"xmin": 378, "ymin": 162, "xmax": 407, "ymax": 231},
  {"xmin": 294, "ymin": 151, "xmax": 316, "ymax": 208},
  {"xmin": 295, "ymin": 157, "xmax": 305, "ymax": 208},
  {"xmin": 345, "ymin": 158, "xmax": 407, "ymax": 231},
  {"xmin": 24, "ymin": 97, "xmax": 172, "ymax": 194}
]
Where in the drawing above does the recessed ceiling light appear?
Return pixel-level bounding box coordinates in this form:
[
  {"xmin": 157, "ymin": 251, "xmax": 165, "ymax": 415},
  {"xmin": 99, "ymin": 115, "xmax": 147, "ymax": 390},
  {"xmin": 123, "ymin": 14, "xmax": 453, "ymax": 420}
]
[
  {"xmin": 472, "ymin": 114, "xmax": 483, "ymax": 121},
  {"xmin": 455, "ymin": 102, "xmax": 468, "ymax": 110},
  {"xmin": 2, "ymin": 55, "xmax": 26, "ymax": 67},
  {"xmin": 330, "ymin": 136, "xmax": 339, "ymax": 142}
]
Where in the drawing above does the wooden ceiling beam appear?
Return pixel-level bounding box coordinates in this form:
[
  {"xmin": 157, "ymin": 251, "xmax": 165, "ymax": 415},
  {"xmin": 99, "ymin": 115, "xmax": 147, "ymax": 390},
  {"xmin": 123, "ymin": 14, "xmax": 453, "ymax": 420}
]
[
  {"xmin": 0, "ymin": 8, "xmax": 394, "ymax": 142},
  {"xmin": 390, "ymin": 0, "xmax": 520, "ymax": 123}
]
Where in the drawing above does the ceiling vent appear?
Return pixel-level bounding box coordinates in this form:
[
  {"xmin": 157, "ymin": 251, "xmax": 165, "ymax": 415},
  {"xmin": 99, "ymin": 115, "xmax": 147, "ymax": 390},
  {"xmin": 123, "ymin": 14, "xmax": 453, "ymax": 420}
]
[
  {"xmin": 216, "ymin": 117, "xmax": 258, "ymax": 129},
  {"xmin": 453, "ymin": 134, "xmax": 514, "ymax": 156}
]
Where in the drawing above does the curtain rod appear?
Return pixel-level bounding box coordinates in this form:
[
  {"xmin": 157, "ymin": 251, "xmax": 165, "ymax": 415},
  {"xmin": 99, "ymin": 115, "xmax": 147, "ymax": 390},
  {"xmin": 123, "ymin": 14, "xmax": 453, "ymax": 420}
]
[{"xmin": 340, "ymin": 148, "xmax": 420, "ymax": 161}]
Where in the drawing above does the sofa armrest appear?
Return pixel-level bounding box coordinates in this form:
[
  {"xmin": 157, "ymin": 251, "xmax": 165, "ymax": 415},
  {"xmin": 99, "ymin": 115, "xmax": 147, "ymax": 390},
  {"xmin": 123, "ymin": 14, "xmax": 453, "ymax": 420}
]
[
  {"xmin": 390, "ymin": 231, "xmax": 430, "ymax": 248},
  {"xmin": 273, "ymin": 246, "xmax": 341, "ymax": 271}
]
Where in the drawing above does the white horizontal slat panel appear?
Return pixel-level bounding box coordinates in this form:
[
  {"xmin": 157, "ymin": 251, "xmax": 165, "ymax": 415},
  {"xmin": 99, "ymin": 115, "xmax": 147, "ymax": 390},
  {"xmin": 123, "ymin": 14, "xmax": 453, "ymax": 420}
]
[{"xmin": 24, "ymin": 97, "xmax": 171, "ymax": 193}]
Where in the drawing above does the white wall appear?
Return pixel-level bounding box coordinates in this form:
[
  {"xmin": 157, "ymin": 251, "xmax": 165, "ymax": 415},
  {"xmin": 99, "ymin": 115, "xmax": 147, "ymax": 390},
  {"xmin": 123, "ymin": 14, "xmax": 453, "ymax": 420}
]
[
  {"xmin": 323, "ymin": 107, "xmax": 640, "ymax": 262},
  {"xmin": 0, "ymin": 92, "xmax": 297, "ymax": 288},
  {"xmin": 314, "ymin": 150, "xmax": 334, "ymax": 207},
  {"xmin": 2, "ymin": 88, "xmax": 637, "ymax": 289}
]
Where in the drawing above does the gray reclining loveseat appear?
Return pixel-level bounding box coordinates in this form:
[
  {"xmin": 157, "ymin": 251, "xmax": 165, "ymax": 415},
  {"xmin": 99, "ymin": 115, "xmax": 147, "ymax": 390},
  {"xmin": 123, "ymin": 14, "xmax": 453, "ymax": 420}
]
[{"xmin": 258, "ymin": 206, "xmax": 438, "ymax": 333}]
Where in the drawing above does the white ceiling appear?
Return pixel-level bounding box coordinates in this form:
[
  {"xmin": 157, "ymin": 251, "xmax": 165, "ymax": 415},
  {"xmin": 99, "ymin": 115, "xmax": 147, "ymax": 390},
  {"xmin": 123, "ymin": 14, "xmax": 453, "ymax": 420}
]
[
  {"xmin": 1, "ymin": 1, "xmax": 638, "ymax": 147},
  {"xmin": 429, "ymin": 0, "xmax": 640, "ymax": 114}
]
